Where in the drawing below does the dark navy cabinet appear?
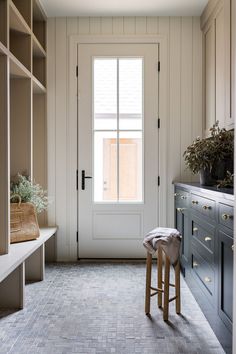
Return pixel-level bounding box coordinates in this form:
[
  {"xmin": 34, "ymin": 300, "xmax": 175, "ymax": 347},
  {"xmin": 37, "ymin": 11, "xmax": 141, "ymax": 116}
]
[
  {"xmin": 174, "ymin": 189, "xmax": 190, "ymax": 276},
  {"xmin": 174, "ymin": 183, "xmax": 234, "ymax": 354}
]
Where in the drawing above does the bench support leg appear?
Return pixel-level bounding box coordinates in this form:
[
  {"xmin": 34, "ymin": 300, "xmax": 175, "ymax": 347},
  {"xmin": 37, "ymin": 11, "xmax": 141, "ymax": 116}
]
[
  {"xmin": 0, "ymin": 263, "xmax": 25, "ymax": 309},
  {"xmin": 25, "ymin": 244, "xmax": 45, "ymax": 282}
]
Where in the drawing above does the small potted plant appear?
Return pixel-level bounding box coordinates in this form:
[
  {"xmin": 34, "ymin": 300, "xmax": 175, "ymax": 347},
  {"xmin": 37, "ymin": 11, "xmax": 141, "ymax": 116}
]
[
  {"xmin": 183, "ymin": 121, "xmax": 234, "ymax": 186},
  {"xmin": 10, "ymin": 174, "xmax": 49, "ymax": 243},
  {"xmin": 10, "ymin": 174, "xmax": 48, "ymax": 213}
]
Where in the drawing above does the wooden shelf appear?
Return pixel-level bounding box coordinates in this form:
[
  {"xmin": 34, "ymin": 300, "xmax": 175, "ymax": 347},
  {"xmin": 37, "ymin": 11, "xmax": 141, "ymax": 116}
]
[
  {"xmin": 0, "ymin": 41, "xmax": 8, "ymax": 56},
  {"xmin": 33, "ymin": 34, "xmax": 46, "ymax": 58},
  {"xmin": 9, "ymin": 1, "xmax": 31, "ymax": 35},
  {"xmin": 33, "ymin": 76, "xmax": 46, "ymax": 94}
]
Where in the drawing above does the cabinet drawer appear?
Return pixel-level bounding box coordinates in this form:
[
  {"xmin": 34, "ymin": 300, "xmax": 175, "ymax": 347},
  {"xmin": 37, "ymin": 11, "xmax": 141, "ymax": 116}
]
[
  {"xmin": 191, "ymin": 193, "xmax": 216, "ymax": 220},
  {"xmin": 219, "ymin": 203, "xmax": 234, "ymax": 230},
  {"xmin": 192, "ymin": 250, "xmax": 215, "ymax": 296},
  {"xmin": 174, "ymin": 189, "xmax": 189, "ymax": 208},
  {"xmin": 192, "ymin": 218, "xmax": 215, "ymax": 254}
]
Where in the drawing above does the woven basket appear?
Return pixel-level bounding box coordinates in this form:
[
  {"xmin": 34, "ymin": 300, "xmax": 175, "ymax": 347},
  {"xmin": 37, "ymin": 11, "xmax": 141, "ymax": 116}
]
[{"xmin": 10, "ymin": 194, "xmax": 40, "ymax": 244}]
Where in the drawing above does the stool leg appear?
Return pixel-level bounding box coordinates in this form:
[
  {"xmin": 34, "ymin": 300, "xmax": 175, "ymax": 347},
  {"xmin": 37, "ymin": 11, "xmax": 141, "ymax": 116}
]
[
  {"xmin": 157, "ymin": 247, "xmax": 162, "ymax": 308},
  {"xmin": 163, "ymin": 254, "xmax": 170, "ymax": 321},
  {"xmin": 175, "ymin": 260, "xmax": 181, "ymax": 314},
  {"xmin": 145, "ymin": 252, "xmax": 152, "ymax": 315}
]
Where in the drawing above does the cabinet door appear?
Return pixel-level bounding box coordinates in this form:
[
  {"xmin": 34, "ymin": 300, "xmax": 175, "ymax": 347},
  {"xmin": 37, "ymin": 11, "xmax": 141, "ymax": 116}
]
[
  {"xmin": 204, "ymin": 22, "xmax": 215, "ymax": 132},
  {"xmin": 202, "ymin": 0, "xmax": 232, "ymax": 131},
  {"xmin": 175, "ymin": 207, "xmax": 189, "ymax": 276},
  {"xmin": 215, "ymin": 6, "xmax": 225, "ymax": 129},
  {"xmin": 218, "ymin": 230, "xmax": 233, "ymax": 331}
]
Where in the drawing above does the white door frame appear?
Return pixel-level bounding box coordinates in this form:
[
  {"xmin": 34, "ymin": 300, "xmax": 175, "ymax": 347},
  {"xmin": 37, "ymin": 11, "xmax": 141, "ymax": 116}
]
[{"xmin": 68, "ymin": 35, "xmax": 168, "ymax": 260}]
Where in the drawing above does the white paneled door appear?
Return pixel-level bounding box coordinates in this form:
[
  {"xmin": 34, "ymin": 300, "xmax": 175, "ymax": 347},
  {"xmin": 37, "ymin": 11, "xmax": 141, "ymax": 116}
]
[{"xmin": 78, "ymin": 43, "xmax": 159, "ymax": 258}]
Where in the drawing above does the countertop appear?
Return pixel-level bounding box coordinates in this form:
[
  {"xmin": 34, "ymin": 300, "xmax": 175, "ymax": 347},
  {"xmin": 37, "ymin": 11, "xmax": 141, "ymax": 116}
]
[{"xmin": 174, "ymin": 182, "xmax": 234, "ymax": 202}]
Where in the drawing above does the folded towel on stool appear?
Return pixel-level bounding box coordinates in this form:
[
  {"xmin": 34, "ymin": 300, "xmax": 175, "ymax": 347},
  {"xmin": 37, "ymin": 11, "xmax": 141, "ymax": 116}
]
[{"xmin": 143, "ymin": 227, "xmax": 181, "ymax": 265}]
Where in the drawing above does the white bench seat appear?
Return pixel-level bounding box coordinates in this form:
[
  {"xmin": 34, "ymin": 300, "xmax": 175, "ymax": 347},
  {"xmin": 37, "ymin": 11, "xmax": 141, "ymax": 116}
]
[{"xmin": 0, "ymin": 227, "xmax": 57, "ymax": 309}]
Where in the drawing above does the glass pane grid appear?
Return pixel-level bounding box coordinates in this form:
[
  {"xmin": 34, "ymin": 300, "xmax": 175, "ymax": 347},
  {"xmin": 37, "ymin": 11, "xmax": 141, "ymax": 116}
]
[{"xmin": 93, "ymin": 57, "xmax": 143, "ymax": 203}]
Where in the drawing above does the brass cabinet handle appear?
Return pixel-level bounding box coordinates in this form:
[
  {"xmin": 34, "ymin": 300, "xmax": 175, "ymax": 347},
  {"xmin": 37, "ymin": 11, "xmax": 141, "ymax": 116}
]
[
  {"xmin": 204, "ymin": 236, "xmax": 212, "ymax": 242},
  {"xmin": 192, "ymin": 200, "xmax": 198, "ymax": 205},
  {"xmin": 204, "ymin": 277, "xmax": 211, "ymax": 283},
  {"xmin": 222, "ymin": 214, "xmax": 233, "ymax": 221},
  {"xmin": 193, "ymin": 261, "xmax": 198, "ymax": 268},
  {"xmin": 177, "ymin": 207, "xmax": 185, "ymax": 213},
  {"xmin": 193, "ymin": 227, "xmax": 198, "ymax": 232},
  {"xmin": 180, "ymin": 195, "xmax": 187, "ymax": 200},
  {"xmin": 203, "ymin": 205, "xmax": 211, "ymax": 210},
  {"xmin": 232, "ymin": 245, "xmax": 234, "ymax": 252}
]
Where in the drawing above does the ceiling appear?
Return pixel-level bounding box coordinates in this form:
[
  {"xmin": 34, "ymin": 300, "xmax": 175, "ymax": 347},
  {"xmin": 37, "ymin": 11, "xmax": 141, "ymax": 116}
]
[{"xmin": 40, "ymin": 0, "xmax": 208, "ymax": 17}]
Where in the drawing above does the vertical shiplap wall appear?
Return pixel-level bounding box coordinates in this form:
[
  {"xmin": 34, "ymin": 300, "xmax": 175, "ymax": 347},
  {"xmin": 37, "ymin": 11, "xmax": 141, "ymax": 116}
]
[{"xmin": 47, "ymin": 16, "xmax": 202, "ymax": 261}]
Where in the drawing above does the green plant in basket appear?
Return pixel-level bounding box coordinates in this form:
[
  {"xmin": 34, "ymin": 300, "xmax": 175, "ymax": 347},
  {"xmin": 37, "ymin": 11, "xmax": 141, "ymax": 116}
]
[{"xmin": 10, "ymin": 174, "xmax": 48, "ymax": 213}]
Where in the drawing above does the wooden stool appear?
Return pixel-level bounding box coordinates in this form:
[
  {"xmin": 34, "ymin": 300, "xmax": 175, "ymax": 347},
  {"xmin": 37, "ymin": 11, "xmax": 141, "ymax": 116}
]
[{"xmin": 145, "ymin": 247, "xmax": 181, "ymax": 321}]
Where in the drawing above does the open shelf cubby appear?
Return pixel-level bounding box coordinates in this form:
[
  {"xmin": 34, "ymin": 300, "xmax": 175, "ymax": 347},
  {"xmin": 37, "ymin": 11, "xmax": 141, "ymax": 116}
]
[
  {"xmin": 11, "ymin": 0, "xmax": 32, "ymax": 28},
  {"xmin": 0, "ymin": 54, "xmax": 10, "ymax": 255},
  {"xmin": 33, "ymin": 0, "xmax": 46, "ymax": 50},
  {"xmin": 10, "ymin": 31, "xmax": 31, "ymax": 71},
  {"xmin": 33, "ymin": 57, "xmax": 45, "ymax": 87},
  {"xmin": 0, "ymin": 0, "xmax": 8, "ymax": 48},
  {"xmin": 10, "ymin": 78, "xmax": 32, "ymax": 178},
  {"xmin": 33, "ymin": 93, "xmax": 47, "ymax": 226}
]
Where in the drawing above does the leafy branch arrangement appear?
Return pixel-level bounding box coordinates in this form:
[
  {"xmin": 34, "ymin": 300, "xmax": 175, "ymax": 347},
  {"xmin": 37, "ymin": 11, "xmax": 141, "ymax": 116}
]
[
  {"xmin": 10, "ymin": 174, "xmax": 48, "ymax": 213},
  {"xmin": 183, "ymin": 121, "xmax": 234, "ymax": 174},
  {"xmin": 217, "ymin": 171, "xmax": 234, "ymax": 189}
]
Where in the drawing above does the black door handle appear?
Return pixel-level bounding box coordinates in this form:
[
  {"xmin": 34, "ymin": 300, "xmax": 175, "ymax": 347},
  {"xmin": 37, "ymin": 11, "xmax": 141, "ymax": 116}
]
[{"xmin": 81, "ymin": 170, "xmax": 92, "ymax": 190}]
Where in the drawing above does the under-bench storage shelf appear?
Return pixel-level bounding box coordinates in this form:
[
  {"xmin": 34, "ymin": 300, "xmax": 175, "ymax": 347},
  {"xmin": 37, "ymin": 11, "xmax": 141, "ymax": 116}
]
[{"xmin": 174, "ymin": 182, "xmax": 233, "ymax": 354}]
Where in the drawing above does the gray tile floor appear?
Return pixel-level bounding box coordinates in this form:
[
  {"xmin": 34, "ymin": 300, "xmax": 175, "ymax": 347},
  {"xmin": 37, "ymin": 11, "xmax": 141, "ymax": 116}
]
[{"xmin": 0, "ymin": 262, "xmax": 225, "ymax": 354}]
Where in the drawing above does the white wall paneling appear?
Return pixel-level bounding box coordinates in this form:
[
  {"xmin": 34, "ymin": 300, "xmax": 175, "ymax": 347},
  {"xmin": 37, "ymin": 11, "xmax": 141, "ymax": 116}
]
[{"xmin": 47, "ymin": 16, "xmax": 203, "ymax": 260}]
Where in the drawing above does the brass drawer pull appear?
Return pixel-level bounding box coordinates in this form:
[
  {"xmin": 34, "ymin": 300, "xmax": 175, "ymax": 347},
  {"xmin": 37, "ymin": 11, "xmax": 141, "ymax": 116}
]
[
  {"xmin": 232, "ymin": 245, "xmax": 234, "ymax": 252},
  {"xmin": 222, "ymin": 214, "xmax": 233, "ymax": 221},
  {"xmin": 193, "ymin": 227, "xmax": 198, "ymax": 232},
  {"xmin": 193, "ymin": 261, "xmax": 198, "ymax": 268},
  {"xmin": 177, "ymin": 208, "xmax": 185, "ymax": 213},
  {"xmin": 192, "ymin": 200, "xmax": 198, "ymax": 205},
  {"xmin": 203, "ymin": 205, "xmax": 211, "ymax": 210},
  {"xmin": 204, "ymin": 236, "xmax": 212, "ymax": 242},
  {"xmin": 204, "ymin": 277, "xmax": 211, "ymax": 283}
]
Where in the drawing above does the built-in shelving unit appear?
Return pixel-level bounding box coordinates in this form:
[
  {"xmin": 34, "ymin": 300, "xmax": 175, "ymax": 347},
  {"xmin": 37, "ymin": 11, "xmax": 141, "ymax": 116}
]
[{"xmin": 0, "ymin": 0, "xmax": 47, "ymax": 255}]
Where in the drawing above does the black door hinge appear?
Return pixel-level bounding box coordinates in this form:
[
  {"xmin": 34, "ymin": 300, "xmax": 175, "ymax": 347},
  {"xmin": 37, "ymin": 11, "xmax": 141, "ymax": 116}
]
[
  {"xmin": 76, "ymin": 169, "xmax": 78, "ymax": 190},
  {"xmin": 158, "ymin": 176, "xmax": 160, "ymax": 186},
  {"xmin": 76, "ymin": 231, "xmax": 78, "ymax": 242},
  {"xmin": 158, "ymin": 118, "xmax": 160, "ymax": 129},
  {"xmin": 76, "ymin": 65, "xmax": 78, "ymax": 77},
  {"xmin": 158, "ymin": 61, "xmax": 160, "ymax": 72}
]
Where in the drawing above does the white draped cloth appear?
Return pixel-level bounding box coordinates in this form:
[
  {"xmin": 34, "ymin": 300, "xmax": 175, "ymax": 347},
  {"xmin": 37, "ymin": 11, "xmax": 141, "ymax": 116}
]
[{"xmin": 143, "ymin": 227, "xmax": 182, "ymax": 265}]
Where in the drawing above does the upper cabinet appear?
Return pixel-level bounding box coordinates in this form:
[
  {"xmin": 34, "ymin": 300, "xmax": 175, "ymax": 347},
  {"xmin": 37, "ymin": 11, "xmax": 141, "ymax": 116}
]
[{"xmin": 201, "ymin": 0, "xmax": 233, "ymax": 133}]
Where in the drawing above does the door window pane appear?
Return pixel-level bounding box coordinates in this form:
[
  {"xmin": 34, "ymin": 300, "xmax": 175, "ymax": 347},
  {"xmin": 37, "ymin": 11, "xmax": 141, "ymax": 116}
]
[
  {"xmin": 94, "ymin": 59, "xmax": 117, "ymax": 130},
  {"xmin": 94, "ymin": 132, "xmax": 117, "ymax": 202},
  {"xmin": 119, "ymin": 132, "xmax": 142, "ymax": 202},
  {"xmin": 119, "ymin": 59, "xmax": 143, "ymax": 130}
]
